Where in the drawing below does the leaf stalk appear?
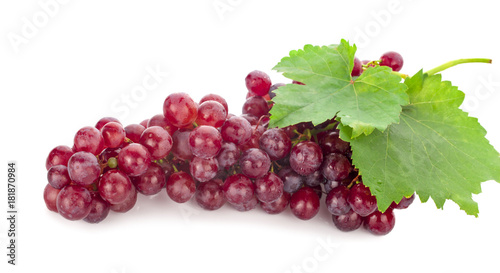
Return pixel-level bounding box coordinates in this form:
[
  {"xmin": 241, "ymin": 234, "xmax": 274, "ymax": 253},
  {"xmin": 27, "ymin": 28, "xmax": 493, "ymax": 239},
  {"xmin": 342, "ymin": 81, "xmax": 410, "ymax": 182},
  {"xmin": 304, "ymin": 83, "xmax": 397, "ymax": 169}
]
[{"xmin": 425, "ymin": 58, "xmax": 492, "ymax": 76}]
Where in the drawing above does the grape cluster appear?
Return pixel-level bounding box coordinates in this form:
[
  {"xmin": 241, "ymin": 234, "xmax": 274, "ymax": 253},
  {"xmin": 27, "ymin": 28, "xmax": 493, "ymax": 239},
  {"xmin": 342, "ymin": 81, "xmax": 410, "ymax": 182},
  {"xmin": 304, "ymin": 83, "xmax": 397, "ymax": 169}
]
[{"xmin": 44, "ymin": 51, "xmax": 413, "ymax": 235}]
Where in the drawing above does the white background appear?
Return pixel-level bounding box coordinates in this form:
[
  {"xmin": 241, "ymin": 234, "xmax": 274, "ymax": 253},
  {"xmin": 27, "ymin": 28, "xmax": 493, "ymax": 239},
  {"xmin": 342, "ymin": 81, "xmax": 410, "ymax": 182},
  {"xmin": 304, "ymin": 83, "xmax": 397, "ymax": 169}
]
[{"xmin": 1, "ymin": 1, "xmax": 500, "ymax": 273}]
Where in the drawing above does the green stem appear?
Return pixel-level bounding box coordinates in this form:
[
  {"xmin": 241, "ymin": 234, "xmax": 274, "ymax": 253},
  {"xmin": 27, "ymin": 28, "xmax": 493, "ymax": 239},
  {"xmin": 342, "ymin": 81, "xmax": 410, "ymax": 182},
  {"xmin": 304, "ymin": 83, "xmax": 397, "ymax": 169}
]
[
  {"xmin": 391, "ymin": 71, "xmax": 408, "ymax": 79},
  {"xmin": 425, "ymin": 58, "xmax": 492, "ymax": 76}
]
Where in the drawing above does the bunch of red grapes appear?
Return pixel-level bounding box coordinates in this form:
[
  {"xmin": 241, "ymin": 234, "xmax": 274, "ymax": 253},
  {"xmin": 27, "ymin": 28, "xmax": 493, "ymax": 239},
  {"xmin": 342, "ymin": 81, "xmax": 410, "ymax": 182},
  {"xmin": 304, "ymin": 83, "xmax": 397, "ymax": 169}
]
[{"xmin": 44, "ymin": 51, "xmax": 414, "ymax": 235}]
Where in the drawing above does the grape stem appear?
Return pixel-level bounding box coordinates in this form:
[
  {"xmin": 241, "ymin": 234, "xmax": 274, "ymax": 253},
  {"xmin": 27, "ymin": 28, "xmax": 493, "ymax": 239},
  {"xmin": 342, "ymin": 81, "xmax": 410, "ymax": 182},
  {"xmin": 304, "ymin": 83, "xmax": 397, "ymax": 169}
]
[
  {"xmin": 391, "ymin": 71, "xmax": 408, "ymax": 79},
  {"xmin": 425, "ymin": 58, "xmax": 492, "ymax": 76}
]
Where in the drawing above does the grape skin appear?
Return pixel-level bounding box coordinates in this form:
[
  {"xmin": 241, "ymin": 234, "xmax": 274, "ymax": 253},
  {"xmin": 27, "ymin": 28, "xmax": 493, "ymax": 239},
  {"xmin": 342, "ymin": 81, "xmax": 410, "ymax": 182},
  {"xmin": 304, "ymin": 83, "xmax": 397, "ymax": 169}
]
[
  {"xmin": 67, "ymin": 151, "xmax": 101, "ymax": 186},
  {"xmin": 163, "ymin": 92, "xmax": 198, "ymax": 128},
  {"xmin": 289, "ymin": 141, "xmax": 323, "ymax": 176},
  {"xmin": 98, "ymin": 169, "xmax": 134, "ymax": 205},
  {"xmin": 43, "ymin": 184, "xmax": 61, "ymax": 213},
  {"xmin": 188, "ymin": 125, "xmax": 222, "ymax": 159},
  {"xmin": 290, "ymin": 187, "xmax": 320, "ymax": 220},
  {"xmin": 195, "ymin": 180, "xmax": 226, "ymax": 210},
  {"xmin": 239, "ymin": 148, "xmax": 271, "ymax": 179},
  {"xmin": 166, "ymin": 171, "xmax": 196, "ymax": 203},
  {"xmin": 56, "ymin": 185, "xmax": 92, "ymax": 221},
  {"xmin": 46, "ymin": 145, "xmax": 74, "ymax": 170},
  {"xmin": 118, "ymin": 143, "xmax": 152, "ymax": 177}
]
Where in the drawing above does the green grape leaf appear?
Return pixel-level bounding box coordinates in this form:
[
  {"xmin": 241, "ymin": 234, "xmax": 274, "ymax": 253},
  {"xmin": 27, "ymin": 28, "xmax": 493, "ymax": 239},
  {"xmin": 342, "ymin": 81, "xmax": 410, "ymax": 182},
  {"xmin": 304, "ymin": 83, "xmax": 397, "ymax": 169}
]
[
  {"xmin": 339, "ymin": 71, "xmax": 500, "ymax": 216},
  {"xmin": 269, "ymin": 39, "xmax": 409, "ymax": 137}
]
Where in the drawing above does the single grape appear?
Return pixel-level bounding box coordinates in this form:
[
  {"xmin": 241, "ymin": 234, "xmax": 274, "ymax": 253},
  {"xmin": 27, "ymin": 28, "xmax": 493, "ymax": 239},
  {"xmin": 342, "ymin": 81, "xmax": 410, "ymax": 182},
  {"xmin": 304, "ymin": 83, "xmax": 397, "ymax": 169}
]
[
  {"xmin": 239, "ymin": 148, "xmax": 271, "ymax": 179},
  {"xmin": 245, "ymin": 70, "xmax": 272, "ymax": 96},
  {"xmin": 318, "ymin": 130, "xmax": 350, "ymax": 155},
  {"xmin": 199, "ymin": 93, "xmax": 229, "ymax": 113},
  {"xmin": 321, "ymin": 153, "xmax": 353, "ymax": 182},
  {"xmin": 166, "ymin": 171, "xmax": 196, "ymax": 203},
  {"xmin": 131, "ymin": 162, "xmax": 166, "ymax": 196},
  {"xmin": 118, "ymin": 143, "xmax": 151, "ymax": 176},
  {"xmin": 254, "ymin": 172, "xmax": 284, "ymax": 203},
  {"xmin": 147, "ymin": 114, "xmax": 178, "ymax": 136},
  {"xmin": 46, "ymin": 145, "xmax": 74, "ymax": 170},
  {"xmin": 259, "ymin": 128, "xmax": 292, "ymax": 161},
  {"xmin": 222, "ymin": 173, "xmax": 255, "ymax": 205},
  {"xmin": 277, "ymin": 166, "xmax": 304, "ymax": 194},
  {"xmin": 216, "ymin": 142, "xmax": 240, "ymax": 170},
  {"xmin": 260, "ymin": 192, "xmax": 290, "ymax": 214},
  {"xmin": 83, "ymin": 192, "xmax": 111, "ymax": 224},
  {"xmin": 67, "ymin": 151, "xmax": 101, "ymax": 186},
  {"xmin": 379, "ymin": 51, "xmax": 404, "ymax": 72},
  {"xmin": 195, "ymin": 180, "xmax": 226, "ymax": 210},
  {"xmin": 242, "ymin": 96, "xmax": 269, "ymax": 118},
  {"xmin": 124, "ymin": 124, "xmax": 146, "ymax": 143},
  {"xmin": 325, "ymin": 185, "xmax": 350, "ymax": 216},
  {"xmin": 351, "ymin": 57, "xmax": 362, "ymax": 77},
  {"xmin": 347, "ymin": 183, "xmax": 378, "ymax": 217},
  {"xmin": 74, "ymin": 126, "xmax": 105, "ymax": 155},
  {"xmin": 332, "ymin": 209, "xmax": 363, "ymax": 232},
  {"xmin": 171, "ymin": 129, "xmax": 194, "ymax": 161},
  {"xmin": 43, "ymin": 184, "xmax": 61, "ymax": 213},
  {"xmin": 390, "ymin": 193, "xmax": 415, "ymax": 209},
  {"xmin": 289, "ymin": 141, "xmax": 323, "ymax": 176},
  {"xmin": 188, "ymin": 125, "xmax": 223, "ymax": 159},
  {"xmin": 140, "ymin": 126, "xmax": 173, "ymax": 160},
  {"xmin": 95, "ymin": 117, "xmax": 121, "ymax": 131},
  {"xmin": 98, "ymin": 169, "xmax": 134, "ymax": 204},
  {"xmin": 56, "ymin": 185, "xmax": 92, "ymax": 221},
  {"xmin": 163, "ymin": 92, "xmax": 198, "ymax": 128},
  {"xmin": 364, "ymin": 209, "xmax": 396, "ymax": 235},
  {"xmin": 47, "ymin": 165, "xmax": 71, "ymax": 189},
  {"xmin": 101, "ymin": 122, "xmax": 126, "ymax": 148},
  {"xmin": 110, "ymin": 184, "xmax": 137, "ymax": 213},
  {"xmin": 196, "ymin": 101, "xmax": 227, "ymax": 128},
  {"xmin": 220, "ymin": 116, "xmax": 253, "ymax": 145},
  {"xmin": 189, "ymin": 156, "xmax": 219, "ymax": 182},
  {"xmin": 290, "ymin": 187, "xmax": 320, "ymax": 220}
]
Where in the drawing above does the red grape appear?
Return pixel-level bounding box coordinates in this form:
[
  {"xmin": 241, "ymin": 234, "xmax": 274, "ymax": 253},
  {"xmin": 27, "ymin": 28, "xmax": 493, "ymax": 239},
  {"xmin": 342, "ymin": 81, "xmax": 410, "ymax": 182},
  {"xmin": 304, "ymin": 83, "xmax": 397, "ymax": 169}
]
[
  {"xmin": 166, "ymin": 171, "xmax": 196, "ymax": 203},
  {"xmin": 56, "ymin": 185, "xmax": 92, "ymax": 221},
  {"xmin": 188, "ymin": 125, "xmax": 222, "ymax": 159},
  {"xmin": 43, "ymin": 184, "xmax": 61, "ymax": 213},
  {"xmin": 67, "ymin": 151, "xmax": 101, "ymax": 186},
  {"xmin": 118, "ymin": 143, "xmax": 151, "ymax": 176},
  {"xmin": 379, "ymin": 51, "xmax": 404, "ymax": 72},
  {"xmin": 290, "ymin": 187, "xmax": 320, "ymax": 220},
  {"xmin": 195, "ymin": 180, "xmax": 226, "ymax": 210},
  {"xmin": 74, "ymin": 126, "xmax": 105, "ymax": 155},
  {"xmin": 101, "ymin": 122, "xmax": 126, "ymax": 148},
  {"xmin": 289, "ymin": 141, "xmax": 323, "ymax": 176},
  {"xmin": 221, "ymin": 116, "xmax": 253, "ymax": 145},
  {"xmin": 140, "ymin": 126, "xmax": 173, "ymax": 160},
  {"xmin": 98, "ymin": 169, "xmax": 134, "ymax": 204},
  {"xmin": 222, "ymin": 173, "xmax": 255, "ymax": 205},
  {"xmin": 46, "ymin": 145, "xmax": 74, "ymax": 170},
  {"xmin": 163, "ymin": 92, "xmax": 198, "ymax": 128},
  {"xmin": 245, "ymin": 70, "xmax": 272, "ymax": 96}
]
